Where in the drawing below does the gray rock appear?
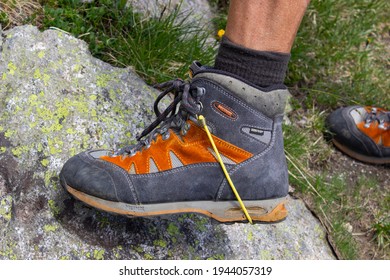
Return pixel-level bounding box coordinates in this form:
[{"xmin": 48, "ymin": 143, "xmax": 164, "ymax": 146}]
[
  {"xmin": 0, "ymin": 24, "xmax": 3, "ymax": 50},
  {"xmin": 127, "ymin": 0, "xmax": 215, "ymax": 30},
  {"xmin": 0, "ymin": 25, "xmax": 335, "ymax": 260}
]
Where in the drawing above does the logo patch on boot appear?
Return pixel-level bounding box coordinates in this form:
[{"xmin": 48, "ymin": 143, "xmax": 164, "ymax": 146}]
[
  {"xmin": 212, "ymin": 101, "xmax": 237, "ymax": 120},
  {"xmin": 241, "ymin": 126, "xmax": 272, "ymax": 145}
]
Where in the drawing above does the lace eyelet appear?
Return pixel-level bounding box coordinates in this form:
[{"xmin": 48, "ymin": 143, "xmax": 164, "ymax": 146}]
[
  {"xmin": 162, "ymin": 132, "xmax": 171, "ymax": 140},
  {"xmin": 181, "ymin": 123, "xmax": 191, "ymax": 136},
  {"xmin": 197, "ymin": 101, "xmax": 203, "ymax": 112},
  {"xmin": 130, "ymin": 149, "xmax": 138, "ymax": 156},
  {"xmin": 160, "ymin": 127, "xmax": 168, "ymax": 134}
]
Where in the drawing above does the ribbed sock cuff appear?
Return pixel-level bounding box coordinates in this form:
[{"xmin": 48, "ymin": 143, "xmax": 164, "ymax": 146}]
[{"xmin": 214, "ymin": 36, "xmax": 290, "ymax": 87}]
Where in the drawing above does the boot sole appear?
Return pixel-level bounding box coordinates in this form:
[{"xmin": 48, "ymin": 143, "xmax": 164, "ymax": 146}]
[
  {"xmin": 65, "ymin": 185, "xmax": 288, "ymax": 224},
  {"xmin": 332, "ymin": 139, "xmax": 390, "ymax": 164}
]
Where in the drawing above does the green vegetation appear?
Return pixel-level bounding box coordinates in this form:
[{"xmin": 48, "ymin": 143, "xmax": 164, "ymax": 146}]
[
  {"xmin": 1, "ymin": 0, "xmax": 389, "ymax": 259},
  {"xmin": 0, "ymin": 0, "xmax": 42, "ymax": 28},
  {"xmin": 41, "ymin": 0, "xmax": 217, "ymax": 84},
  {"xmin": 289, "ymin": 0, "xmax": 389, "ymax": 109}
]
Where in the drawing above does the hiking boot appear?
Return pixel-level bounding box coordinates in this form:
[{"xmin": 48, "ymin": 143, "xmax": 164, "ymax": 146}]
[
  {"xmin": 326, "ymin": 106, "xmax": 390, "ymax": 164},
  {"xmin": 59, "ymin": 61, "xmax": 290, "ymax": 223}
]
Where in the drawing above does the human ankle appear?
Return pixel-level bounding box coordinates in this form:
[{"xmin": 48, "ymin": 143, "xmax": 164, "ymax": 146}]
[{"xmin": 214, "ymin": 36, "xmax": 290, "ymax": 88}]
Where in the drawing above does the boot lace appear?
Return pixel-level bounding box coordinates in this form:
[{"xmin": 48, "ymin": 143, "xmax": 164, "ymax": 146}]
[{"xmin": 117, "ymin": 79, "xmax": 205, "ymax": 156}]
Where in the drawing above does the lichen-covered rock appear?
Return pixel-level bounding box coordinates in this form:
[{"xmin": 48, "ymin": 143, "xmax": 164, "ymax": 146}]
[{"xmin": 0, "ymin": 25, "xmax": 335, "ymax": 260}]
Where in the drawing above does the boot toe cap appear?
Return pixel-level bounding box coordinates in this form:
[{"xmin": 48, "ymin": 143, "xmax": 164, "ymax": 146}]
[{"xmin": 60, "ymin": 152, "xmax": 119, "ymax": 202}]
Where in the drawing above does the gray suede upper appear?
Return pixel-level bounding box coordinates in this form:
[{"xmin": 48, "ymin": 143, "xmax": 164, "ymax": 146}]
[{"xmin": 60, "ymin": 66, "xmax": 290, "ymax": 204}]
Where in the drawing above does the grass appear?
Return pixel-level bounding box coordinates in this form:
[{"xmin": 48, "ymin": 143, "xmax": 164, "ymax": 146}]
[
  {"xmin": 1, "ymin": 0, "xmax": 389, "ymax": 259},
  {"xmin": 289, "ymin": 0, "xmax": 390, "ymax": 109},
  {"xmin": 0, "ymin": 0, "xmax": 42, "ymax": 28},
  {"xmin": 284, "ymin": 106, "xmax": 389, "ymax": 259},
  {"xmin": 40, "ymin": 0, "xmax": 217, "ymax": 84}
]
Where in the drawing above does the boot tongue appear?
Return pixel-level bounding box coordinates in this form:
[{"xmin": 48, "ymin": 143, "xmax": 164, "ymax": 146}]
[{"xmin": 189, "ymin": 61, "xmax": 206, "ymax": 78}]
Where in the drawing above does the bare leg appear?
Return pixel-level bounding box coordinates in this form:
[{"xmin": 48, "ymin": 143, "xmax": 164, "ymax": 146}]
[
  {"xmin": 215, "ymin": 0, "xmax": 310, "ymax": 87},
  {"xmin": 225, "ymin": 0, "xmax": 310, "ymax": 52}
]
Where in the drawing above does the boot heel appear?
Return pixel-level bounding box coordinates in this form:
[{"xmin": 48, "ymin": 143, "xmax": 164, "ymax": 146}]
[{"xmin": 211, "ymin": 197, "xmax": 288, "ymax": 223}]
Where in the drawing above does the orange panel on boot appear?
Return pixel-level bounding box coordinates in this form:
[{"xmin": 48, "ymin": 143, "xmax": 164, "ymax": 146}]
[{"xmin": 100, "ymin": 121, "xmax": 253, "ymax": 174}]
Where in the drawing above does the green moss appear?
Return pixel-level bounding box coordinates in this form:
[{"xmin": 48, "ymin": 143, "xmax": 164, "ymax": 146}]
[
  {"xmin": 193, "ymin": 216, "xmax": 208, "ymax": 232},
  {"xmin": 207, "ymin": 254, "xmax": 224, "ymax": 260},
  {"xmin": 43, "ymin": 224, "xmax": 59, "ymax": 232},
  {"xmin": 96, "ymin": 74, "xmax": 111, "ymax": 87},
  {"xmin": 153, "ymin": 239, "xmax": 167, "ymax": 248},
  {"xmin": 247, "ymin": 230, "xmax": 254, "ymax": 241},
  {"xmin": 113, "ymin": 245, "xmax": 123, "ymax": 259},
  {"xmin": 0, "ymin": 242, "xmax": 17, "ymax": 260},
  {"xmin": 167, "ymin": 223, "xmax": 179, "ymax": 236},
  {"xmin": 44, "ymin": 171, "xmax": 56, "ymax": 187},
  {"xmin": 73, "ymin": 64, "xmax": 81, "ymax": 72},
  {"xmin": 167, "ymin": 223, "xmax": 180, "ymax": 244},
  {"xmin": 34, "ymin": 69, "xmax": 42, "ymax": 79},
  {"xmin": 4, "ymin": 129, "xmax": 15, "ymax": 138},
  {"xmin": 66, "ymin": 127, "xmax": 76, "ymax": 135},
  {"xmin": 90, "ymin": 109, "xmax": 97, "ymax": 117},
  {"xmin": 38, "ymin": 51, "xmax": 45, "ymax": 59},
  {"xmin": 133, "ymin": 246, "xmax": 144, "ymax": 253},
  {"xmin": 41, "ymin": 158, "xmax": 49, "ymax": 167},
  {"xmin": 48, "ymin": 199, "xmax": 61, "ymax": 216},
  {"xmin": 47, "ymin": 137, "xmax": 64, "ymax": 155},
  {"xmin": 36, "ymin": 143, "xmax": 43, "ymax": 153},
  {"xmin": 43, "ymin": 73, "xmax": 51, "ymax": 86},
  {"xmin": 144, "ymin": 253, "xmax": 154, "ymax": 260},
  {"xmin": 7, "ymin": 62, "xmax": 17, "ymax": 75},
  {"xmin": 97, "ymin": 215, "xmax": 110, "ymax": 228},
  {"xmin": 11, "ymin": 146, "xmax": 28, "ymax": 158},
  {"xmin": 0, "ymin": 195, "xmax": 13, "ymax": 221},
  {"xmin": 260, "ymin": 250, "xmax": 273, "ymax": 260},
  {"xmin": 93, "ymin": 249, "xmax": 105, "ymax": 260}
]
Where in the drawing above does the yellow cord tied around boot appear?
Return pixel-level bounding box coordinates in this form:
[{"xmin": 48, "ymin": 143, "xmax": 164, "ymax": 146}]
[{"xmin": 198, "ymin": 115, "xmax": 253, "ymax": 224}]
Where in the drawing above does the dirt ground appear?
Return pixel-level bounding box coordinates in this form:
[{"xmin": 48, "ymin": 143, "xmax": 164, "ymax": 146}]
[{"xmin": 300, "ymin": 145, "xmax": 390, "ymax": 260}]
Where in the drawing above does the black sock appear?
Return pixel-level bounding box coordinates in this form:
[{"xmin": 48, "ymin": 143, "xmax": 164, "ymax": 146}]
[{"xmin": 214, "ymin": 36, "xmax": 290, "ymax": 88}]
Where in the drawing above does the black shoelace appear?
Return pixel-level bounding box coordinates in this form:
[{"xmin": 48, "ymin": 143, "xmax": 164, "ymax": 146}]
[{"xmin": 117, "ymin": 79, "xmax": 205, "ymax": 156}]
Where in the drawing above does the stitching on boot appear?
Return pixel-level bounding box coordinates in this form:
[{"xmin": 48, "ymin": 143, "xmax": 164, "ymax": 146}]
[
  {"xmin": 239, "ymin": 124, "xmax": 272, "ymax": 145},
  {"xmin": 132, "ymin": 162, "xmax": 220, "ymax": 178},
  {"xmin": 210, "ymin": 100, "xmax": 239, "ymax": 121},
  {"xmin": 193, "ymin": 79, "xmax": 271, "ymax": 123},
  {"xmin": 101, "ymin": 160, "xmax": 139, "ymax": 204}
]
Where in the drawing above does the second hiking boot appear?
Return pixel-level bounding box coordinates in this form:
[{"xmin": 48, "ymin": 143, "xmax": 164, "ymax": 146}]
[
  {"xmin": 60, "ymin": 62, "xmax": 290, "ymax": 223},
  {"xmin": 326, "ymin": 106, "xmax": 390, "ymax": 164}
]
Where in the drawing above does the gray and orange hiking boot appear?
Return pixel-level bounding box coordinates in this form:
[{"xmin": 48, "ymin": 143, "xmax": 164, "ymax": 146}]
[
  {"xmin": 59, "ymin": 61, "xmax": 290, "ymax": 223},
  {"xmin": 326, "ymin": 106, "xmax": 390, "ymax": 164}
]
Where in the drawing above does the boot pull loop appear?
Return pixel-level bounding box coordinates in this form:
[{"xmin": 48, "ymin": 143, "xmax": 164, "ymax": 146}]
[{"xmin": 197, "ymin": 115, "xmax": 253, "ymax": 224}]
